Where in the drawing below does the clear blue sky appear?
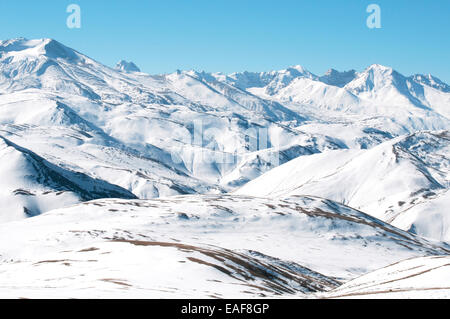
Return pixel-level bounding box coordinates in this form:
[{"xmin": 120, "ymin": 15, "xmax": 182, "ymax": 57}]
[{"xmin": 1, "ymin": 0, "xmax": 449, "ymax": 82}]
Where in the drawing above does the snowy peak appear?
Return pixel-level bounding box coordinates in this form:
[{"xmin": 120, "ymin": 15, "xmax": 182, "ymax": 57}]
[
  {"xmin": 42, "ymin": 38, "xmax": 81, "ymax": 61},
  {"xmin": 263, "ymin": 65, "xmax": 317, "ymax": 95},
  {"xmin": 343, "ymin": 63, "xmax": 450, "ymax": 95},
  {"xmin": 115, "ymin": 60, "xmax": 141, "ymax": 73},
  {"xmin": 341, "ymin": 63, "xmax": 441, "ymax": 111},
  {"xmin": 0, "ymin": 38, "xmax": 80, "ymax": 62},
  {"xmin": 319, "ymin": 68, "xmax": 357, "ymax": 87},
  {"xmin": 222, "ymin": 65, "xmax": 316, "ymax": 93},
  {"xmin": 411, "ymin": 74, "xmax": 450, "ymax": 93},
  {"xmin": 283, "ymin": 64, "xmax": 316, "ymax": 78},
  {"xmin": 0, "ymin": 38, "xmax": 46, "ymax": 54},
  {"xmin": 345, "ymin": 64, "xmax": 398, "ymax": 93}
]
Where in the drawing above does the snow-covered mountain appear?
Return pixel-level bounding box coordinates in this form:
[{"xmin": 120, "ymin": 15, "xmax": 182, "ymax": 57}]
[
  {"xmin": 115, "ymin": 60, "xmax": 141, "ymax": 73},
  {"xmin": 0, "ymin": 135, "xmax": 136, "ymax": 222},
  {"xmin": 319, "ymin": 69, "xmax": 357, "ymax": 88},
  {"xmin": 0, "ymin": 195, "xmax": 448, "ymax": 298},
  {"xmin": 236, "ymin": 131, "xmax": 450, "ymax": 242},
  {"xmin": 411, "ymin": 74, "xmax": 450, "ymax": 93},
  {"xmin": 0, "ymin": 37, "xmax": 449, "ymax": 298}
]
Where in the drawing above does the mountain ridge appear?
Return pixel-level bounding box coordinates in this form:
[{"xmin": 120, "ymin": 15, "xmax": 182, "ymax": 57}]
[{"xmin": 0, "ymin": 37, "xmax": 449, "ymax": 299}]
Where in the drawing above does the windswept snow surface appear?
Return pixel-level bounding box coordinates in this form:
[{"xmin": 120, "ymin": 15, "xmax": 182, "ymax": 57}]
[
  {"xmin": 322, "ymin": 256, "xmax": 450, "ymax": 299},
  {"xmin": 0, "ymin": 195, "xmax": 448, "ymax": 298},
  {"xmin": 0, "ymin": 37, "xmax": 449, "ymax": 298},
  {"xmin": 236, "ymin": 131, "xmax": 450, "ymax": 243}
]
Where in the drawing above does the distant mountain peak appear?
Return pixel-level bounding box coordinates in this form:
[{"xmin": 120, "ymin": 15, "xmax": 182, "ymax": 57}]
[
  {"xmin": 0, "ymin": 38, "xmax": 80, "ymax": 62},
  {"xmin": 323, "ymin": 68, "xmax": 354, "ymax": 76},
  {"xmin": 366, "ymin": 63, "xmax": 394, "ymax": 72},
  {"xmin": 344, "ymin": 64, "xmax": 400, "ymax": 93},
  {"xmin": 319, "ymin": 68, "xmax": 357, "ymax": 87},
  {"xmin": 280, "ymin": 65, "xmax": 315, "ymax": 78},
  {"xmin": 115, "ymin": 60, "xmax": 141, "ymax": 73},
  {"xmin": 286, "ymin": 64, "xmax": 309, "ymax": 74},
  {"xmin": 411, "ymin": 73, "xmax": 450, "ymax": 93}
]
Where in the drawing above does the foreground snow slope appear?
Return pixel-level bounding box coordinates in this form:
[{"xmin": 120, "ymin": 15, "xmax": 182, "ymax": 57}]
[
  {"xmin": 236, "ymin": 131, "xmax": 450, "ymax": 242},
  {"xmin": 322, "ymin": 256, "xmax": 450, "ymax": 299},
  {"xmin": 0, "ymin": 195, "xmax": 448, "ymax": 298}
]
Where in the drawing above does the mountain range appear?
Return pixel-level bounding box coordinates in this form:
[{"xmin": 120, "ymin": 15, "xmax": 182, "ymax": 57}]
[{"xmin": 0, "ymin": 38, "xmax": 448, "ymax": 298}]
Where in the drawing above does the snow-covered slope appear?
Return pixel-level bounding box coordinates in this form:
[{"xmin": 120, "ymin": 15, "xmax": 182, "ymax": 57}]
[
  {"xmin": 390, "ymin": 190, "xmax": 450, "ymax": 242},
  {"xmin": 236, "ymin": 131, "xmax": 450, "ymax": 242},
  {"xmin": 1, "ymin": 37, "xmax": 449, "ymax": 233},
  {"xmin": 0, "ymin": 38, "xmax": 326, "ymax": 201},
  {"xmin": 0, "ymin": 135, "xmax": 135, "ymax": 222},
  {"xmin": 323, "ymin": 256, "xmax": 450, "ymax": 299},
  {"xmin": 0, "ymin": 195, "xmax": 447, "ymax": 298}
]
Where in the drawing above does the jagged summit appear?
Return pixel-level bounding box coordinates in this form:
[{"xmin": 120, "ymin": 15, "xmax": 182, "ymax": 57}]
[
  {"xmin": 115, "ymin": 60, "xmax": 141, "ymax": 73},
  {"xmin": 319, "ymin": 68, "xmax": 357, "ymax": 87},
  {"xmin": 281, "ymin": 64, "xmax": 316, "ymax": 78},
  {"xmin": 411, "ymin": 73, "xmax": 450, "ymax": 93},
  {"xmin": 0, "ymin": 38, "xmax": 80, "ymax": 61},
  {"xmin": 344, "ymin": 64, "xmax": 404, "ymax": 93},
  {"xmin": 221, "ymin": 65, "xmax": 317, "ymax": 94},
  {"xmin": 366, "ymin": 63, "xmax": 394, "ymax": 71}
]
